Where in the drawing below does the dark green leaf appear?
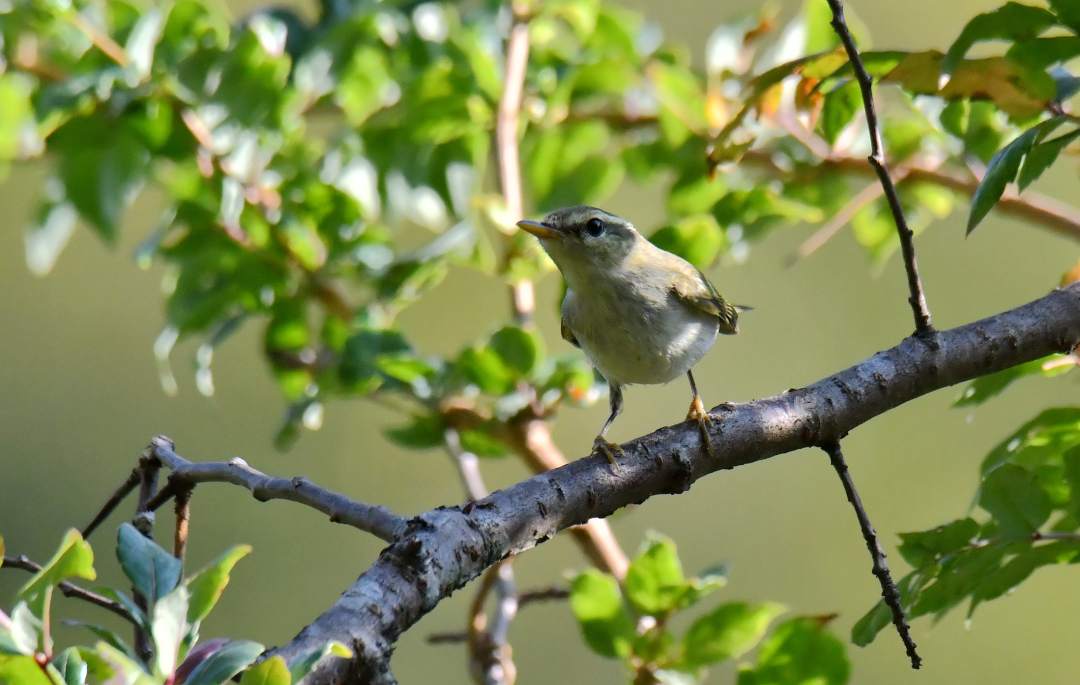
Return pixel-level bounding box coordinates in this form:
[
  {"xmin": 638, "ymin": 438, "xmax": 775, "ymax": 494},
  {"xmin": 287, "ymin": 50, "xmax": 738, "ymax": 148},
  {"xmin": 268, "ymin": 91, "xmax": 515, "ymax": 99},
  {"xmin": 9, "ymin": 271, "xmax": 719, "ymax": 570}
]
[
  {"xmin": 458, "ymin": 428, "xmax": 508, "ymax": 458},
  {"xmin": 954, "ymin": 356, "xmax": 1067, "ymax": 406},
  {"xmin": 737, "ymin": 617, "xmax": 850, "ymax": 685},
  {"xmin": 1063, "ymin": 446, "xmax": 1080, "ymax": 519},
  {"xmin": 187, "ymin": 545, "xmax": 252, "ymax": 624},
  {"xmin": 339, "ymin": 328, "xmax": 411, "ymax": 390},
  {"xmin": 851, "ymin": 572, "xmax": 925, "ymax": 646},
  {"xmin": 1006, "ymin": 36, "xmax": 1080, "ymax": 69},
  {"xmin": 62, "ymin": 621, "xmax": 133, "ymax": 657},
  {"xmin": 53, "ymin": 647, "xmax": 88, "ymax": 685},
  {"xmin": 116, "ymin": 522, "xmax": 182, "ymax": 603},
  {"xmin": 820, "ymin": 80, "xmax": 861, "ymax": 146},
  {"xmin": 943, "ymin": 2, "xmax": 1058, "ymax": 74},
  {"xmin": 569, "ymin": 570, "xmax": 635, "ymax": 659},
  {"xmin": 939, "ymin": 99, "xmax": 969, "ymax": 137},
  {"xmin": 898, "ymin": 518, "xmax": 980, "ymax": 568},
  {"xmin": 682, "ymin": 602, "xmax": 784, "ymax": 668},
  {"xmin": 1018, "ymin": 127, "xmax": 1080, "ymax": 190},
  {"xmin": 183, "ymin": 640, "xmax": 264, "ymax": 685},
  {"xmin": 1049, "ymin": 0, "xmax": 1080, "ymax": 33},
  {"xmin": 979, "ymin": 464, "xmax": 1053, "ymax": 537}
]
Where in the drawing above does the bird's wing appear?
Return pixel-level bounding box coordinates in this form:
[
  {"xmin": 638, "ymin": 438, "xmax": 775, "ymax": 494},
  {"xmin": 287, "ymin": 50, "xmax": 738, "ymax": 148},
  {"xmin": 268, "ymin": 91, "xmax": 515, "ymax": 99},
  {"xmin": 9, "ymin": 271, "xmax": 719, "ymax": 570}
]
[
  {"xmin": 560, "ymin": 315, "xmax": 581, "ymax": 348},
  {"xmin": 671, "ymin": 268, "xmax": 740, "ymax": 335}
]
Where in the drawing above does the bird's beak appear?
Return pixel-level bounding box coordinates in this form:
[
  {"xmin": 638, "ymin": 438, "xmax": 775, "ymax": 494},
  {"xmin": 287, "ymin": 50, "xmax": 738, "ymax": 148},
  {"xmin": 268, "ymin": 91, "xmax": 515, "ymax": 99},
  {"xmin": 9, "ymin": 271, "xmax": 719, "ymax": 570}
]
[{"xmin": 516, "ymin": 219, "xmax": 562, "ymax": 240}]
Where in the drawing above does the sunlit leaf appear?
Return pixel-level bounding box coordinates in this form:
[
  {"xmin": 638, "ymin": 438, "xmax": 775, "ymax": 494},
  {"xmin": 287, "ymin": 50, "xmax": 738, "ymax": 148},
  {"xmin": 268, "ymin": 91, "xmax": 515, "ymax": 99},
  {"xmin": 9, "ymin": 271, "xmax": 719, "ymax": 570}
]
[
  {"xmin": 187, "ymin": 545, "xmax": 252, "ymax": 624},
  {"xmin": 240, "ymin": 655, "xmax": 291, "ymax": 685},
  {"xmin": 682, "ymin": 602, "xmax": 785, "ymax": 667},
  {"xmin": 737, "ymin": 616, "xmax": 850, "ymax": 685},
  {"xmin": 569, "ymin": 570, "xmax": 635, "ymax": 659}
]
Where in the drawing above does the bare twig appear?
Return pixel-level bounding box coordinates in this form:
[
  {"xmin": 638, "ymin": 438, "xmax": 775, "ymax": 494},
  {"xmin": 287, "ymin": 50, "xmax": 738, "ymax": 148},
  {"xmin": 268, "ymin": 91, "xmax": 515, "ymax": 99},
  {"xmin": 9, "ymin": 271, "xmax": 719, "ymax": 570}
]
[
  {"xmin": 81, "ymin": 468, "xmax": 141, "ymax": 540},
  {"xmin": 790, "ymin": 177, "xmax": 892, "ymax": 263},
  {"xmin": 1, "ymin": 555, "xmax": 138, "ymax": 626},
  {"xmin": 145, "ymin": 437, "xmax": 406, "ymax": 543},
  {"xmin": 823, "ymin": 441, "xmax": 920, "ymax": 669},
  {"xmin": 132, "ymin": 452, "xmax": 160, "ymax": 662},
  {"xmin": 517, "ymin": 586, "xmax": 569, "ymax": 606},
  {"xmin": 826, "ymin": 0, "xmax": 933, "ymax": 335}
]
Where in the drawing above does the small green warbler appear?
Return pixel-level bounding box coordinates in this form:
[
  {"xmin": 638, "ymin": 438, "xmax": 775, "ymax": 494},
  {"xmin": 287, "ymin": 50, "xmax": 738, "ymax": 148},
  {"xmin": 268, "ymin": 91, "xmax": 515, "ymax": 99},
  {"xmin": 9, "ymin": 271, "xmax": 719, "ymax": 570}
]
[{"xmin": 517, "ymin": 205, "xmax": 744, "ymax": 463}]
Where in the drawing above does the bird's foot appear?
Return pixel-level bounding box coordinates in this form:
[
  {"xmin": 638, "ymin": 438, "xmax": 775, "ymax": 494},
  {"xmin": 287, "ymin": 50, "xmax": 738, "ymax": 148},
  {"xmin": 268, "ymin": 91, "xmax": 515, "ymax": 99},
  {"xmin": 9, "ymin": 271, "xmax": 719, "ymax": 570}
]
[
  {"xmin": 593, "ymin": 436, "xmax": 624, "ymax": 467},
  {"xmin": 687, "ymin": 397, "xmax": 715, "ymax": 458}
]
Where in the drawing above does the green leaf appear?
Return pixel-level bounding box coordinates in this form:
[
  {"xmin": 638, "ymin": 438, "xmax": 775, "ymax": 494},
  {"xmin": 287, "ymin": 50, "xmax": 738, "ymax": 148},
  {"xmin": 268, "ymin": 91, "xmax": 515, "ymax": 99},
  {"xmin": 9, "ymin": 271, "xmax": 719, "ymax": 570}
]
[
  {"xmin": 241, "ymin": 655, "xmax": 291, "ymax": 685},
  {"xmin": 0, "ymin": 73, "xmax": 35, "ymax": 162},
  {"xmin": 1017, "ymin": 127, "xmax": 1080, "ymax": 190},
  {"xmin": 737, "ymin": 617, "xmax": 850, "ymax": 685},
  {"xmin": 649, "ymin": 215, "xmax": 726, "ymax": 269},
  {"xmin": 116, "ymin": 523, "xmax": 182, "ymax": 603},
  {"xmin": 18, "ymin": 529, "xmax": 96, "ymax": 610},
  {"xmin": 286, "ymin": 642, "xmax": 352, "ymax": 683},
  {"xmin": 489, "ymin": 326, "xmax": 544, "ymax": 377},
  {"xmin": 183, "ymin": 640, "xmax": 264, "ymax": 685},
  {"xmin": 1006, "ymin": 36, "xmax": 1080, "ymax": 69},
  {"xmin": 625, "ymin": 537, "xmax": 686, "ymax": 616},
  {"xmin": 820, "ymin": 80, "xmax": 861, "ymax": 146},
  {"xmin": 1064, "ymin": 446, "xmax": 1080, "ymax": 519},
  {"xmin": 979, "ymin": 464, "xmax": 1053, "ymax": 537},
  {"xmin": 186, "ymin": 545, "xmax": 252, "ymax": 624},
  {"xmin": 682, "ymin": 602, "xmax": 785, "ymax": 668},
  {"xmin": 943, "ymin": 2, "xmax": 1058, "ymax": 75},
  {"xmin": 568, "ymin": 570, "xmax": 636, "ymax": 658},
  {"xmin": 152, "ymin": 586, "xmax": 189, "ymax": 676},
  {"xmin": 384, "ymin": 414, "xmax": 445, "ymax": 450},
  {"xmin": 851, "ymin": 572, "xmax": 925, "ymax": 646},
  {"xmin": 8, "ymin": 603, "xmax": 41, "ymax": 656},
  {"xmin": 56, "ymin": 117, "xmax": 149, "ymax": 242},
  {"xmin": 967, "ymin": 118, "xmax": 1062, "ymax": 234},
  {"xmin": 955, "ymin": 356, "xmax": 1070, "ymax": 406},
  {"xmin": 0, "ymin": 655, "xmax": 54, "ymax": 685},
  {"xmin": 456, "ymin": 347, "xmax": 514, "ymax": 395},
  {"xmin": 279, "ymin": 217, "xmax": 327, "ymax": 271},
  {"xmin": 980, "ymin": 407, "xmax": 1080, "ymax": 475},
  {"xmin": 458, "ymin": 428, "xmax": 508, "ymax": 458},
  {"xmin": 339, "ymin": 328, "xmax": 412, "ymax": 391},
  {"xmin": 62, "ymin": 621, "xmax": 133, "ymax": 658},
  {"xmin": 1049, "ymin": 0, "xmax": 1080, "ymax": 33},
  {"xmin": 53, "ymin": 647, "xmax": 89, "ymax": 685},
  {"xmin": 898, "ymin": 518, "xmax": 979, "ymax": 568}
]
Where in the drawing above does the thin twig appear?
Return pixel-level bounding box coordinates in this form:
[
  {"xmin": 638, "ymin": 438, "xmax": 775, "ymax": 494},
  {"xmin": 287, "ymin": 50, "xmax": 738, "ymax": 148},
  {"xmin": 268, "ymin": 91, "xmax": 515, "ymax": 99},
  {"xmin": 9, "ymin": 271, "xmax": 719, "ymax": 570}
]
[
  {"xmin": 132, "ymin": 452, "xmax": 160, "ymax": 662},
  {"xmin": 825, "ymin": 0, "xmax": 933, "ymax": 335},
  {"xmin": 81, "ymin": 468, "xmax": 141, "ymax": 540},
  {"xmin": 173, "ymin": 485, "xmax": 193, "ymax": 562},
  {"xmin": 146, "ymin": 436, "xmax": 406, "ymax": 542},
  {"xmin": 1, "ymin": 555, "xmax": 138, "ymax": 626},
  {"xmin": 823, "ymin": 441, "xmax": 920, "ymax": 669},
  {"xmin": 67, "ymin": 11, "xmax": 128, "ymax": 67},
  {"xmin": 517, "ymin": 586, "xmax": 569, "ymax": 606}
]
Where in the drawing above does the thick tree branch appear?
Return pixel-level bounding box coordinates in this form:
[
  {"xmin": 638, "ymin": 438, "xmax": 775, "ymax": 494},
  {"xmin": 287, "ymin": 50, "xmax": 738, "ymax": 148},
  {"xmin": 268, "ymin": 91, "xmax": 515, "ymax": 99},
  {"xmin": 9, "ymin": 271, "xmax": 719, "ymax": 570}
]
[
  {"xmin": 1, "ymin": 555, "xmax": 138, "ymax": 626},
  {"xmin": 272, "ymin": 283, "xmax": 1080, "ymax": 684},
  {"xmin": 145, "ymin": 439, "xmax": 406, "ymax": 543},
  {"xmin": 823, "ymin": 442, "xmax": 920, "ymax": 669},
  {"xmin": 826, "ymin": 0, "xmax": 933, "ymax": 335}
]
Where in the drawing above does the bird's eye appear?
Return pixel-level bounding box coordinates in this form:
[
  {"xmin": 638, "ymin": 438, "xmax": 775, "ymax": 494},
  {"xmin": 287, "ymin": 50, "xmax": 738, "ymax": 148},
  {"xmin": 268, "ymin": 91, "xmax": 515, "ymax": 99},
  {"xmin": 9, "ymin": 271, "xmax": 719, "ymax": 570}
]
[{"xmin": 585, "ymin": 218, "xmax": 605, "ymax": 237}]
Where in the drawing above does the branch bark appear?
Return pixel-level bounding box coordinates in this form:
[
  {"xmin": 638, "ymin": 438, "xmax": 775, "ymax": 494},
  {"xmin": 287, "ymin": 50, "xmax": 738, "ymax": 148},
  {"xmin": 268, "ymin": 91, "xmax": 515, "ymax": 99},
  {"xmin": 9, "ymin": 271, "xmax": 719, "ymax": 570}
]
[
  {"xmin": 271, "ymin": 283, "xmax": 1080, "ymax": 684},
  {"xmin": 1, "ymin": 555, "xmax": 138, "ymax": 626},
  {"xmin": 146, "ymin": 440, "xmax": 406, "ymax": 542}
]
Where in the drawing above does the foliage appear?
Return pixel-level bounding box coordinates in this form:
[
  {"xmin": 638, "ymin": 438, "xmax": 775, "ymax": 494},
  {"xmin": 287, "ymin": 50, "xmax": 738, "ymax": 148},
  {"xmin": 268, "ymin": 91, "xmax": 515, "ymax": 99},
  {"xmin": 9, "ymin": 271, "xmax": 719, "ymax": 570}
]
[
  {"xmin": 0, "ymin": 526, "xmax": 345, "ymax": 684},
  {"xmin": 569, "ymin": 535, "xmax": 849, "ymax": 684}
]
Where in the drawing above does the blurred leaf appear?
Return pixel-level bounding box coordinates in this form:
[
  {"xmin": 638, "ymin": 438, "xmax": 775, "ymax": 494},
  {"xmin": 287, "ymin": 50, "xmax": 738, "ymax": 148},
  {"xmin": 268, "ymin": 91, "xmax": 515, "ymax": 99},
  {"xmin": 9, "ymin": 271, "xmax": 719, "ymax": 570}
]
[
  {"xmin": 1063, "ymin": 446, "xmax": 1080, "ymax": 518},
  {"xmin": 964, "ymin": 101, "xmax": 1006, "ymax": 162},
  {"xmin": 649, "ymin": 215, "xmax": 726, "ymax": 269},
  {"xmin": 955, "ymin": 356, "xmax": 1071, "ymax": 406},
  {"xmin": 682, "ymin": 602, "xmax": 785, "ymax": 668},
  {"xmin": 63, "ymin": 621, "xmax": 133, "ymax": 658},
  {"xmin": 25, "ymin": 194, "xmax": 78, "ymax": 277},
  {"xmin": 183, "ymin": 640, "xmax": 264, "ymax": 685},
  {"xmin": 116, "ymin": 522, "xmax": 182, "ymax": 603},
  {"xmin": 980, "ymin": 407, "xmax": 1080, "ymax": 475},
  {"xmin": 17, "ymin": 529, "xmax": 96, "ymax": 610},
  {"xmin": 0, "ymin": 655, "xmax": 54, "ymax": 685},
  {"xmin": 1050, "ymin": 0, "xmax": 1080, "ymax": 33},
  {"xmin": 625, "ymin": 537, "xmax": 686, "ymax": 616},
  {"xmin": 1006, "ymin": 36, "xmax": 1080, "ymax": 69},
  {"xmin": 187, "ymin": 545, "xmax": 252, "ymax": 624},
  {"xmin": 820, "ymin": 80, "xmax": 861, "ymax": 146},
  {"xmin": 287, "ymin": 641, "xmax": 352, "ymax": 683},
  {"xmin": 53, "ymin": 646, "xmax": 88, "ymax": 685},
  {"xmin": 569, "ymin": 569, "xmax": 635, "ymax": 659},
  {"xmin": 979, "ymin": 464, "xmax": 1052, "ymax": 537},
  {"xmin": 339, "ymin": 328, "xmax": 411, "ymax": 390},
  {"xmin": 943, "ymin": 2, "xmax": 1058, "ymax": 74},
  {"xmin": 968, "ymin": 118, "xmax": 1062, "ymax": 234},
  {"xmin": 851, "ymin": 572, "xmax": 925, "ymax": 646},
  {"xmin": 151, "ymin": 586, "xmax": 189, "ymax": 676},
  {"xmin": 241, "ymin": 655, "xmax": 291, "ymax": 685},
  {"xmin": 898, "ymin": 518, "xmax": 979, "ymax": 567},
  {"xmin": 458, "ymin": 427, "xmax": 508, "ymax": 458},
  {"xmin": 455, "ymin": 347, "xmax": 514, "ymax": 395},
  {"xmin": 384, "ymin": 415, "xmax": 445, "ymax": 450},
  {"xmin": 736, "ymin": 616, "xmax": 850, "ymax": 685},
  {"xmin": 490, "ymin": 326, "xmax": 544, "ymax": 377},
  {"xmin": 279, "ymin": 218, "xmax": 327, "ymax": 271},
  {"xmin": 124, "ymin": 7, "xmax": 167, "ymax": 83}
]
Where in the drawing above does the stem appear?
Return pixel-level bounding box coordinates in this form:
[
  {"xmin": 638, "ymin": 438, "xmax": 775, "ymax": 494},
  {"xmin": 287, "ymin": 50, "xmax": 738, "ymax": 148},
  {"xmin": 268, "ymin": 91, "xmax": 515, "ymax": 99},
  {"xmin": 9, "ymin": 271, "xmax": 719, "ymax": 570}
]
[
  {"xmin": 1, "ymin": 556, "xmax": 139, "ymax": 625},
  {"xmin": 823, "ymin": 441, "xmax": 920, "ymax": 669},
  {"xmin": 828, "ymin": 0, "xmax": 934, "ymax": 335},
  {"xmin": 81, "ymin": 468, "xmax": 142, "ymax": 540}
]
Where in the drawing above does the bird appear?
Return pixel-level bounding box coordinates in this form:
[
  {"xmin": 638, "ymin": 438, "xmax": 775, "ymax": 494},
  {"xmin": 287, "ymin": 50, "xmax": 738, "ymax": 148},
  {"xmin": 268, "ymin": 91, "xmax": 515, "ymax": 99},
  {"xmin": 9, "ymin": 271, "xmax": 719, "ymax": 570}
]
[{"xmin": 516, "ymin": 205, "xmax": 744, "ymax": 464}]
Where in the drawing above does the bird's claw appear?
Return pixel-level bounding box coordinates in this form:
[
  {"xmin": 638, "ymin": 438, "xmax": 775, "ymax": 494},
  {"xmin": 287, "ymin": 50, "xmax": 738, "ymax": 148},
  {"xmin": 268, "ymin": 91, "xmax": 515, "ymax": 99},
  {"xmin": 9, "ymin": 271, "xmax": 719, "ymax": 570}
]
[
  {"xmin": 687, "ymin": 397, "xmax": 716, "ymax": 458},
  {"xmin": 593, "ymin": 437, "xmax": 624, "ymax": 468}
]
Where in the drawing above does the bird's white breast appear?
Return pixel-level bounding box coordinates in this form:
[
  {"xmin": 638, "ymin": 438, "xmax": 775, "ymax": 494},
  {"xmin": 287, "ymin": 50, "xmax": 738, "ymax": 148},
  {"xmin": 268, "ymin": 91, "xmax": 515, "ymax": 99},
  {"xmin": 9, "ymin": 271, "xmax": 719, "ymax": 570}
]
[{"xmin": 562, "ymin": 282, "xmax": 718, "ymax": 386}]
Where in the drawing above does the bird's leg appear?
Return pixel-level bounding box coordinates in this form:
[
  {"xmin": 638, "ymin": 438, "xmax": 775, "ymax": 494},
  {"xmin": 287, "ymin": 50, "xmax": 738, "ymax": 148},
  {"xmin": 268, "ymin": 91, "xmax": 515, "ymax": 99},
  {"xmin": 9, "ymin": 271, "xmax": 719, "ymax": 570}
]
[
  {"xmin": 686, "ymin": 369, "xmax": 715, "ymax": 457},
  {"xmin": 593, "ymin": 383, "xmax": 624, "ymax": 466}
]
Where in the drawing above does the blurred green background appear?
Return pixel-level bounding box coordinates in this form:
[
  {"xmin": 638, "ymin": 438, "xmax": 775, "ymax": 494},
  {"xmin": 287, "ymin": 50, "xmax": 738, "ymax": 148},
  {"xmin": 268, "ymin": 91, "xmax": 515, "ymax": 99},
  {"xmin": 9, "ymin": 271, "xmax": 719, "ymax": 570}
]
[{"xmin": 2, "ymin": 0, "xmax": 1078, "ymax": 682}]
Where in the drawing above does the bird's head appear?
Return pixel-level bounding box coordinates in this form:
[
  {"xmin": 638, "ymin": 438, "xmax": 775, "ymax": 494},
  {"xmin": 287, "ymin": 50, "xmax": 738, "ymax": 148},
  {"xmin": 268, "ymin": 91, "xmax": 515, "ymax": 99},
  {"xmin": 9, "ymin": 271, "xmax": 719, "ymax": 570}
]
[{"xmin": 516, "ymin": 206, "xmax": 641, "ymax": 281}]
